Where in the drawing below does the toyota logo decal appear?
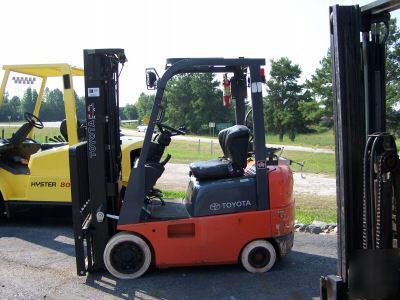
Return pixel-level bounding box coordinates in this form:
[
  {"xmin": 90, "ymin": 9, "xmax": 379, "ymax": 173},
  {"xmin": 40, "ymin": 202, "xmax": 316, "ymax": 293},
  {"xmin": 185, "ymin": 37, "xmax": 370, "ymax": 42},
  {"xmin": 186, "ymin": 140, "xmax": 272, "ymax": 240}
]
[{"xmin": 209, "ymin": 203, "xmax": 221, "ymax": 211}]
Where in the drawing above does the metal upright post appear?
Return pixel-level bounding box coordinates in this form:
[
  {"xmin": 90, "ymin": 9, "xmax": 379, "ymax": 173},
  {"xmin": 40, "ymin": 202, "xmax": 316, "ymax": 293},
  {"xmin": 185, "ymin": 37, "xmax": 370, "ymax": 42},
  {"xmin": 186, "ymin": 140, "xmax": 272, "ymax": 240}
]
[
  {"xmin": 231, "ymin": 68, "xmax": 247, "ymax": 125},
  {"xmin": 329, "ymin": 2, "xmax": 365, "ymax": 286},
  {"xmin": 69, "ymin": 50, "xmax": 123, "ymax": 269},
  {"xmin": 322, "ymin": 1, "xmax": 400, "ymax": 298}
]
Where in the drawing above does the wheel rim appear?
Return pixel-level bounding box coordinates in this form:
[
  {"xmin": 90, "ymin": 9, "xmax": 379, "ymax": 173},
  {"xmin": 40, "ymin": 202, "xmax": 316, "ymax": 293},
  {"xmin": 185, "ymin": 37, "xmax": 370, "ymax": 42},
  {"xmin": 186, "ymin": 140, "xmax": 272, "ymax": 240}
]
[
  {"xmin": 110, "ymin": 241, "xmax": 145, "ymax": 274},
  {"xmin": 248, "ymin": 246, "xmax": 271, "ymax": 269}
]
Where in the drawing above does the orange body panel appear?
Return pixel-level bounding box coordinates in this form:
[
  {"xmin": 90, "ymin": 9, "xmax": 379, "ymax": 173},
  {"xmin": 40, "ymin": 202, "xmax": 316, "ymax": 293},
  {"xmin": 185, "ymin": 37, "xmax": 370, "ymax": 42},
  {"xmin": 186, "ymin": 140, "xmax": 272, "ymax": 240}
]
[
  {"xmin": 117, "ymin": 165, "xmax": 294, "ymax": 268},
  {"xmin": 268, "ymin": 165, "xmax": 294, "ymax": 209}
]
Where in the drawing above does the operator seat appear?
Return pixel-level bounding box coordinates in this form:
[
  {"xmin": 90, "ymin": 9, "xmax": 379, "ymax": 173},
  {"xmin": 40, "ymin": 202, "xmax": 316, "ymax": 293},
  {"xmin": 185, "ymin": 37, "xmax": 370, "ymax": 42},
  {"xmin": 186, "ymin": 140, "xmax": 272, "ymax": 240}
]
[
  {"xmin": 60, "ymin": 119, "xmax": 86, "ymax": 142},
  {"xmin": 143, "ymin": 132, "xmax": 171, "ymax": 195},
  {"xmin": 189, "ymin": 125, "xmax": 250, "ymax": 180}
]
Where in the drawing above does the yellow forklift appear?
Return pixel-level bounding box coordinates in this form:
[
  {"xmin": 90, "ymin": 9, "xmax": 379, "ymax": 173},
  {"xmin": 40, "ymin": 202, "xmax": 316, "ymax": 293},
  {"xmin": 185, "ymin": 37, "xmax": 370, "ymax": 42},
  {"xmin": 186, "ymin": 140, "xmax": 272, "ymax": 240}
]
[{"xmin": 0, "ymin": 64, "xmax": 142, "ymax": 217}]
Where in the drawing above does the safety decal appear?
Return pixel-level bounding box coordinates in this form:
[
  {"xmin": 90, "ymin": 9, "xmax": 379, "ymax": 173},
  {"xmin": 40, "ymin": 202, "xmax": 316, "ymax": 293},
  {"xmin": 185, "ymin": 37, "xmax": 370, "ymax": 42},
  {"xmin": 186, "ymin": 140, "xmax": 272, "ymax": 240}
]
[
  {"xmin": 256, "ymin": 160, "xmax": 267, "ymax": 169},
  {"xmin": 88, "ymin": 87, "xmax": 100, "ymax": 97},
  {"xmin": 251, "ymin": 82, "xmax": 263, "ymax": 93}
]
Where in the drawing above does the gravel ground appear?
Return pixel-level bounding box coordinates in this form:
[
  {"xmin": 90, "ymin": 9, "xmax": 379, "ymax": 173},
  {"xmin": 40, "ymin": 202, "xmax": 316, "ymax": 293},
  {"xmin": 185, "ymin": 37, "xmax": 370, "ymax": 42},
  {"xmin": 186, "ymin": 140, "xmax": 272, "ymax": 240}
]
[
  {"xmin": 159, "ymin": 163, "xmax": 336, "ymax": 196},
  {"xmin": 0, "ymin": 217, "xmax": 337, "ymax": 300}
]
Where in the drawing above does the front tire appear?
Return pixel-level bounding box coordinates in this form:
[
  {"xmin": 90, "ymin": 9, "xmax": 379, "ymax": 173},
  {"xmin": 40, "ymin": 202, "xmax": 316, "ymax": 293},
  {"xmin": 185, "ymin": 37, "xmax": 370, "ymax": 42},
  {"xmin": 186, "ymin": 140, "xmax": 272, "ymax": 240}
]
[
  {"xmin": 103, "ymin": 232, "xmax": 152, "ymax": 279},
  {"xmin": 241, "ymin": 240, "xmax": 277, "ymax": 273}
]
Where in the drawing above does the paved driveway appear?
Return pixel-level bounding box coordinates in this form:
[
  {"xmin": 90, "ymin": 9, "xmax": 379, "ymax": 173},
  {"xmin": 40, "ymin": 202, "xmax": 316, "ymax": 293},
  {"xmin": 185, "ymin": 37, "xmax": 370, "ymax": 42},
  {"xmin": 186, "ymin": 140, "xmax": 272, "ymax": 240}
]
[{"xmin": 0, "ymin": 217, "xmax": 336, "ymax": 299}]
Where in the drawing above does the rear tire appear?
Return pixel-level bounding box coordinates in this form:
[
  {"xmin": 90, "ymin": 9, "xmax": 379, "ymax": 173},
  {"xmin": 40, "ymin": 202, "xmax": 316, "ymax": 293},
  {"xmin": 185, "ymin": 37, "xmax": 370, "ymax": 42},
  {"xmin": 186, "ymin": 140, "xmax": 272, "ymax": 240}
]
[
  {"xmin": 0, "ymin": 193, "xmax": 5, "ymax": 220},
  {"xmin": 241, "ymin": 240, "xmax": 276, "ymax": 273},
  {"xmin": 103, "ymin": 232, "xmax": 151, "ymax": 279}
]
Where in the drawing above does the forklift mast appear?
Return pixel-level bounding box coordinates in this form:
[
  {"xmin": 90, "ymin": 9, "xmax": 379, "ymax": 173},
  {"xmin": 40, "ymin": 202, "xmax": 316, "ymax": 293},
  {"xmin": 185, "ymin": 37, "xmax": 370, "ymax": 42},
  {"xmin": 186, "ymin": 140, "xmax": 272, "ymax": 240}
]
[
  {"xmin": 322, "ymin": 1, "xmax": 400, "ymax": 299},
  {"xmin": 69, "ymin": 49, "xmax": 126, "ymax": 274}
]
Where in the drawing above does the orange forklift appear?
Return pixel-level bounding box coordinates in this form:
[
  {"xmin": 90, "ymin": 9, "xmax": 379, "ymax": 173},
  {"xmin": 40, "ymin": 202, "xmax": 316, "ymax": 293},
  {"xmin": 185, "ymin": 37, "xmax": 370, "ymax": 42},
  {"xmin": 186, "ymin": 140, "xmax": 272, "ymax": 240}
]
[{"xmin": 70, "ymin": 49, "xmax": 294, "ymax": 279}]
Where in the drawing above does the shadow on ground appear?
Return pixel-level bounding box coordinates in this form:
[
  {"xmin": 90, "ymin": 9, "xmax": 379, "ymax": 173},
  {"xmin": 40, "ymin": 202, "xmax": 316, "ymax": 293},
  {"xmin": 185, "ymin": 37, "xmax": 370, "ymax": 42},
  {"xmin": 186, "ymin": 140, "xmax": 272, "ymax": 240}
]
[
  {"xmin": 83, "ymin": 250, "xmax": 335, "ymax": 300},
  {"xmin": 0, "ymin": 209, "xmax": 74, "ymax": 256},
  {"xmin": 1, "ymin": 214, "xmax": 336, "ymax": 300}
]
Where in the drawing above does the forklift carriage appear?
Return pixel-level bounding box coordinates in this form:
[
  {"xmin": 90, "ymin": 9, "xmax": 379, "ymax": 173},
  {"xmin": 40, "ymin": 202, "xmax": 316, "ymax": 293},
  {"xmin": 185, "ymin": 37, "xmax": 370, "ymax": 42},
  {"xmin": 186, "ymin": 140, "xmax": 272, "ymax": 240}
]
[{"xmin": 70, "ymin": 50, "xmax": 294, "ymax": 279}]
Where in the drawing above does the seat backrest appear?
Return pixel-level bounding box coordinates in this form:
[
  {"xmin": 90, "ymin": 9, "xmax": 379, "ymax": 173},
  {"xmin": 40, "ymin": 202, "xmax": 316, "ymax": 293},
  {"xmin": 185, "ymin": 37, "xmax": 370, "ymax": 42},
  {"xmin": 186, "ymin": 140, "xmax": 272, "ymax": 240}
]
[
  {"xmin": 60, "ymin": 119, "xmax": 86, "ymax": 142},
  {"xmin": 60, "ymin": 119, "xmax": 68, "ymax": 141},
  {"xmin": 218, "ymin": 125, "xmax": 250, "ymax": 169}
]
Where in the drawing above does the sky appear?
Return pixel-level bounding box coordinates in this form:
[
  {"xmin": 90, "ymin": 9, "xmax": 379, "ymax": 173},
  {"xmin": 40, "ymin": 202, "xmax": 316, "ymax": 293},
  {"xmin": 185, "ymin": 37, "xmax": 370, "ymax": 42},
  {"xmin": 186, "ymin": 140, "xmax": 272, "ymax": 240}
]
[{"xmin": 0, "ymin": 0, "xmax": 399, "ymax": 106}]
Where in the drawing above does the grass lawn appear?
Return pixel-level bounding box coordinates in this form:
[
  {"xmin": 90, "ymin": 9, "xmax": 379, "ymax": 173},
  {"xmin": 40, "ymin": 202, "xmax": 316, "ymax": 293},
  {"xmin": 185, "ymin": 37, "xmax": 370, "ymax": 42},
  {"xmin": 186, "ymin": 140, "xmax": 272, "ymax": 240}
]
[
  {"xmin": 0, "ymin": 126, "xmax": 61, "ymax": 143},
  {"xmin": 165, "ymin": 140, "xmax": 336, "ymax": 176},
  {"xmin": 163, "ymin": 190, "xmax": 337, "ymax": 224},
  {"xmin": 121, "ymin": 123, "xmax": 138, "ymax": 130},
  {"xmin": 121, "ymin": 125, "xmax": 336, "ymax": 149},
  {"xmin": 266, "ymin": 130, "xmax": 335, "ymax": 149},
  {"xmin": 295, "ymin": 194, "xmax": 336, "ymax": 224},
  {"xmin": 166, "ymin": 140, "xmax": 224, "ymax": 163},
  {"xmin": 279, "ymin": 150, "xmax": 335, "ymax": 175},
  {"xmin": 1, "ymin": 126, "xmax": 337, "ymax": 176}
]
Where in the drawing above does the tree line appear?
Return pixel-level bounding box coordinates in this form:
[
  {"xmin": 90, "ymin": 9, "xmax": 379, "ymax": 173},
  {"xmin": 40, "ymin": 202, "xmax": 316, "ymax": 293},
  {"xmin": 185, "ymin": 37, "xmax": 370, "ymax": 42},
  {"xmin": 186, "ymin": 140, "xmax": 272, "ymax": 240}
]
[
  {"xmin": 0, "ymin": 87, "xmax": 86, "ymax": 122},
  {"xmin": 1, "ymin": 19, "xmax": 399, "ymax": 141},
  {"xmin": 0, "ymin": 85, "xmax": 139, "ymax": 123},
  {"xmin": 132, "ymin": 19, "xmax": 399, "ymax": 140}
]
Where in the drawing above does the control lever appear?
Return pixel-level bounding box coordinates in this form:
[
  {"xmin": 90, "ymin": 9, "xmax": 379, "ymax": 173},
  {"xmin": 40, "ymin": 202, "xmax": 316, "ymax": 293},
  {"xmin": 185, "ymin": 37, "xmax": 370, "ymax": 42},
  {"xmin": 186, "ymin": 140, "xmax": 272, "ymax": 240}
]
[{"xmin": 161, "ymin": 154, "xmax": 171, "ymax": 166}]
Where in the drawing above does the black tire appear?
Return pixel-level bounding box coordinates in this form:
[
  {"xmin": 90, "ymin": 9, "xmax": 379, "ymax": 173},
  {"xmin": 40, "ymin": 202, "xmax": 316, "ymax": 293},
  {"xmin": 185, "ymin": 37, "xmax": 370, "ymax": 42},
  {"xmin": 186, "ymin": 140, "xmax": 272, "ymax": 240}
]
[
  {"xmin": 103, "ymin": 232, "xmax": 152, "ymax": 279},
  {"xmin": 0, "ymin": 193, "xmax": 5, "ymax": 220},
  {"xmin": 241, "ymin": 239, "xmax": 277, "ymax": 273}
]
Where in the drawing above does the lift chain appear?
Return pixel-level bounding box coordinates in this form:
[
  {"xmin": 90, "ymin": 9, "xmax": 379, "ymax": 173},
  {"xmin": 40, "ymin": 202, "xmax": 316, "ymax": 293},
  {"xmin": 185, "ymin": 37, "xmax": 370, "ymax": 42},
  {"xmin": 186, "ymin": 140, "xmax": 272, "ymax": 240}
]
[
  {"xmin": 362, "ymin": 159, "xmax": 367, "ymax": 249},
  {"xmin": 362, "ymin": 134, "xmax": 400, "ymax": 249},
  {"xmin": 374, "ymin": 142, "xmax": 400, "ymax": 249},
  {"xmin": 362, "ymin": 137, "xmax": 373, "ymax": 249},
  {"xmin": 376, "ymin": 152, "xmax": 387, "ymax": 248},
  {"xmin": 394, "ymin": 168, "xmax": 400, "ymax": 247}
]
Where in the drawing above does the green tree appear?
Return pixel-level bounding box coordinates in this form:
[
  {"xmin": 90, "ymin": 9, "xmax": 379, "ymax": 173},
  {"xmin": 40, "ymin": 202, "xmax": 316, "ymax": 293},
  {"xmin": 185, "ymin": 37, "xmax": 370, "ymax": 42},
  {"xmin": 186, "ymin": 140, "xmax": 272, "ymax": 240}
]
[
  {"xmin": 2, "ymin": 91, "xmax": 9, "ymax": 103},
  {"xmin": 386, "ymin": 18, "xmax": 400, "ymax": 134},
  {"xmin": 9, "ymin": 96, "xmax": 22, "ymax": 121},
  {"xmin": 75, "ymin": 95, "xmax": 86, "ymax": 121},
  {"xmin": 298, "ymin": 91, "xmax": 324, "ymax": 129},
  {"xmin": 307, "ymin": 18, "xmax": 400, "ymax": 133},
  {"xmin": 122, "ymin": 103, "xmax": 138, "ymax": 120},
  {"xmin": 135, "ymin": 93, "xmax": 155, "ymax": 122},
  {"xmin": 0, "ymin": 103, "xmax": 11, "ymax": 122},
  {"xmin": 164, "ymin": 75, "xmax": 194, "ymax": 130},
  {"xmin": 189, "ymin": 73, "xmax": 234, "ymax": 133},
  {"xmin": 21, "ymin": 87, "xmax": 38, "ymax": 113},
  {"xmin": 164, "ymin": 74, "xmax": 235, "ymax": 134},
  {"xmin": 0, "ymin": 92, "xmax": 11, "ymax": 121},
  {"xmin": 42, "ymin": 88, "xmax": 65, "ymax": 121},
  {"xmin": 264, "ymin": 57, "xmax": 304, "ymax": 141},
  {"xmin": 1, "ymin": 94, "xmax": 23, "ymax": 121},
  {"xmin": 0, "ymin": 92, "xmax": 10, "ymax": 122},
  {"xmin": 305, "ymin": 50, "xmax": 333, "ymax": 128}
]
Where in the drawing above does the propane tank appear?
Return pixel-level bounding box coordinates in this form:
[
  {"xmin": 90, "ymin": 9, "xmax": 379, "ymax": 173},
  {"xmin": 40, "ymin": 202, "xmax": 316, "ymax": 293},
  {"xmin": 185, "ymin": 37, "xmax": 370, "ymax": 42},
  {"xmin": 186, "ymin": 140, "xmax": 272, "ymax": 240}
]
[{"xmin": 222, "ymin": 73, "xmax": 231, "ymax": 108}]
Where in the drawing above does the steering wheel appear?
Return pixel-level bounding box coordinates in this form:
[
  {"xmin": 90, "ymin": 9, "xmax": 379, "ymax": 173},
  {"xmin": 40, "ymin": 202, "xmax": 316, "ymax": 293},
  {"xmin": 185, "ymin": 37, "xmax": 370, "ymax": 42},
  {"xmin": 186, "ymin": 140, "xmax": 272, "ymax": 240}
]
[
  {"xmin": 245, "ymin": 109, "xmax": 253, "ymax": 129},
  {"xmin": 24, "ymin": 112, "xmax": 44, "ymax": 129},
  {"xmin": 156, "ymin": 122, "xmax": 186, "ymax": 136},
  {"xmin": 245, "ymin": 109, "xmax": 254, "ymax": 140}
]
